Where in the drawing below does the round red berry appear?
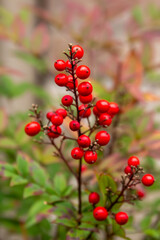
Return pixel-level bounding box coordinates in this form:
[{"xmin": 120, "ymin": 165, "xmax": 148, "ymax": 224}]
[
  {"xmin": 25, "ymin": 121, "xmax": 41, "ymax": 136},
  {"xmin": 51, "ymin": 113, "xmax": 63, "ymax": 126},
  {"xmin": 46, "ymin": 112, "xmax": 54, "ymax": 121},
  {"xmin": 61, "ymin": 95, "xmax": 73, "ymax": 106},
  {"xmin": 55, "ymin": 73, "xmax": 68, "ymax": 87},
  {"xmin": 66, "ymin": 60, "xmax": 77, "ymax": 70},
  {"xmin": 71, "ymin": 147, "xmax": 84, "ymax": 159},
  {"xmin": 66, "ymin": 75, "xmax": 78, "ymax": 90},
  {"xmin": 93, "ymin": 106, "xmax": 101, "ymax": 116},
  {"xmin": 76, "ymin": 65, "xmax": 90, "ymax": 79},
  {"xmin": 142, "ymin": 174, "xmax": 154, "ymax": 186},
  {"xmin": 96, "ymin": 100, "xmax": 110, "ymax": 113},
  {"xmin": 84, "ymin": 151, "xmax": 97, "ymax": 164},
  {"xmin": 72, "ymin": 45, "xmax": 84, "ymax": 59},
  {"xmin": 79, "ymin": 94, "xmax": 92, "ymax": 104},
  {"xmin": 54, "ymin": 60, "xmax": 66, "ymax": 71},
  {"xmin": 78, "ymin": 82, "xmax": 93, "ymax": 96},
  {"xmin": 93, "ymin": 207, "xmax": 108, "ymax": 221},
  {"xmin": 99, "ymin": 113, "xmax": 112, "ymax": 126},
  {"xmin": 137, "ymin": 190, "xmax": 145, "ymax": 199},
  {"xmin": 95, "ymin": 131, "xmax": 110, "ymax": 146},
  {"xmin": 81, "ymin": 165, "xmax": 87, "ymax": 172},
  {"xmin": 89, "ymin": 192, "xmax": 100, "ymax": 204},
  {"xmin": 124, "ymin": 166, "xmax": 133, "ymax": 175},
  {"xmin": 47, "ymin": 125, "xmax": 61, "ymax": 138},
  {"xmin": 77, "ymin": 135, "xmax": 91, "ymax": 148},
  {"xmin": 69, "ymin": 120, "xmax": 80, "ymax": 131},
  {"xmin": 79, "ymin": 104, "xmax": 91, "ymax": 118},
  {"xmin": 128, "ymin": 156, "xmax": 140, "ymax": 167},
  {"xmin": 108, "ymin": 102, "xmax": 119, "ymax": 115},
  {"xmin": 115, "ymin": 212, "xmax": 128, "ymax": 225},
  {"xmin": 55, "ymin": 109, "xmax": 67, "ymax": 118}
]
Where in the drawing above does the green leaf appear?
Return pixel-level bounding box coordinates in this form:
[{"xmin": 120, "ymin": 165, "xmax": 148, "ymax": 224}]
[
  {"xmin": 23, "ymin": 184, "xmax": 44, "ymax": 198},
  {"xmin": 32, "ymin": 162, "xmax": 47, "ymax": 188},
  {"xmin": 10, "ymin": 175, "xmax": 28, "ymax": 186},
  {"xmin": 67, "ymin": 229, "xmax": 91, "ymax": 240},
  {"xmin": 0, "ymin": 7, "xmax": 14, "ymax": 27},
  {"xmin": 0, "ymin": 109, "xmax": 8, "ymax": 133},
  {"xmin": 141, "ymin": 216, "xmax": 152, "ymax": 231},
  {"xmin": 132, "ymin": 6, "xmax": 143, "ymax": 25},
  {"xmin": 55, "ymin": 218, "xmax": 77, "ymax": 228},
  {"xmin": 17, "ymin": 154, "xmax": 29, "ymax": 177},
  {"xmin": 0, "ymin": 137, "xmax": 17, "ymax": 149},
  {"xmin": 112, "ymin": 220, "xmax": 130, "ymax": 239},
  {"xmin": 144, "ymin": 229, "xmax": 160, "ymax": 239},
  {"xmin": 53, "ymin": 174, "xmax": 67, "ymax": 196}
]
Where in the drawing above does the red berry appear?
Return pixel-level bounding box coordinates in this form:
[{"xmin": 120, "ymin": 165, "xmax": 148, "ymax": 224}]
[
  {"xmin": 46, "ymin": 112, "xmax": 54, "ymax": 121},
  {"xmin": 96, "ymin": 100, "xmax": 110, "ymax": 113},
  {"xmin": 79, "ymin": 104, "xmax": 91, "ymax": 118},
  {"xmin": 79, "ymin": 94, "xmax": 92, "ymax": 104},
  {"xmin": 66, "ymin": 75, "xmax": 78, "ymax": 90},
  {"xmin": 93, "ymin": 106, "xmax": 101, "ymax": 116},
  {"xmin": 47, "ymin": 125, "xmax": 61, "ymax": 138},
  {"xmin": 81, "ymin": 165, "xmax": 87, "ymax": 172},
  {"xmin": 69, "ymin": 120, "xmax": 80, "ymax": 131},
  {"xmin": 128, "ymin": 156, "xmax": 140, "ymax": 167},
  {"xmin": 72, "ymin": 45, "xmax": 84, "ymax": 59},
  {"xmin": 95, "ymin": 131, "xmax": 110, "ymax": 146},
  {"xmin": 71, "ymin": 147, "xmax": 84, "ymax": 159},
  {"xmin": 124, "ymin": 166, "xmax": 133, "ymax": 175},
  {"xmin": 55, "ymin": 73, "xmax": 68, "ymax": 87},
  {"xmin": 51, "ymin": 113, "xmax": 63, "ymax": 126},
  {"xmin": 55, "ymin": 109, "xmax": 67, "ymax": 118},
  {"xmin": 84, "ymin": 151, "xmax": 97, "ymax": 164},
  {"xmin": 25, "ymin": 121, "xmax": 41, "ymax": 136},
  {"xmin": 78, "ymin": 135, "xmax": 91, "ymax": 148},
  {"xmin": 115, "ymin": 212, "xmax": 128, "ymax": 225},
  {"xmin": 61, "ymin": 95, "xmax": 73, "ymax": 106},
  {"xmin": 54, "ymin": 60, "xmax": 66, "ymax": 71},
  {"xmin": 108, "ymin": 102, "xmax": 119, "ymax": 115},
  {"xmin": 93, "ymin": 207, "xmax": 108, "ymax": 221},
  {"xmin": 99, "ymin": 113, "xmax": 112, "ymax": 126},
  {"xmin": 66, "ymin": 60, "xmax": 77, "ymax": 70},
  {"xmin": 78, "ymin": 82, "xmax": 93, "ymax": 96},
  {"xmin": 137, "ymin": 190, "xmax": 145, "ymax": 199},
  {"xmin": 142, "ymin": 174, "xmax": 154, "ymax": 186},
  {"xmin": 76, "ymin": 65, "xmax": 90, "ymax": 79},
  {"xmin": 89, "ymin": 192, "xmax": 100, "ymax": 204}
]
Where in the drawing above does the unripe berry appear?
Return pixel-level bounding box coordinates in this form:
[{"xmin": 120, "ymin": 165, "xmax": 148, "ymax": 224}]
[
  {"xmin": 84, "ymin": 151, "xmax": 97, "ymax": 164},
  {"xmin": 46, "ymin": 112, "xmax": 54, "ymax": 121},
  {"xmin": 108, "ymin": 102, "xmax": 119, "ymax": 115},
  {"xmin": 69, "ymin": 120, "xmax": 80, "ymax": 131},
  {"xmin": 51, "ymin": 113, "xmax": 63, "ymax": 126},
  {"xmin": 124, "ymin": 166, "xmax": 133, "ymax": 175},
  {"xmin": 79, "ymin": 104, "xmax": 91, "ymax": 118},
  {"xmin": 93, "ymin": 207, "xmax": 108, "ymax": 221},
  {"xmin": 55, "ymin": 109, "xmax": 67, "ymax": 119},
  {"xmin": 115, "ymin": 212, "xmax": 128, "ymax": 225},
  {"xmin": 128, "ymin": 156, "xmax": 140, "ymax": 167},
  {"xmin": 78, "ymin": 82, "xmax": 93, "ymax": 96},
  {"xmin": 79, "ymin": 94, "xmax": 92, "ymax": 104},
  {"xmin": 78, "ymin": 135, "xmax": 91, "ymax": 148},
  {"xmin": 47, "ymin": 125, "xmax": 61, "ymax": 138},
  {"xmin": 25, "ymin": 121, "xmax": 41, "ymax": 136},
  {"xmin": 71, "ymin": 147, "xmax": 84, "ymax": 159},
  {"xmin": 66, "ymin": 75, "xmax": 78, "ymax": 90},
  {"xmin": 72, "ymin": 45, "xmax": 84, "ymax": 59},
  {"xmin": 89, "ymin": 192, "xmax": 100, "ymax": 204},
  {"xmin": 54, "ymin": 60, "xmax": 66, "ymax": 71},
  {"xmin": 96, "ymin": 100, "xmax": 110, "ymax": 113},
  {"xmin": 93, "ymin": 106, "xmax": 101, "ymax": 116},
  {"xmin": 61, "ymin": 95, "xmax": 73, "ymax": 106},
  {"xmin": 66, "ymin": 60, "xmax": 77, "ymax": 70},
  {"xmin": 142, "ymin": 174, "xmax": 154, "ymax": 186},
  {"xmin": 55, "ymin": 73, "xmax": 68, "ymax": 87},
  {"xmin": 95, "ymin": 131, "xmax": 110, "ymax": 146},
  {"xmin": 99, "ymin": 113, "xmax": 112, "ymax": 126},
  {"xmin": 76, "ymin": 65, "xmax": 90, "ymax": 79}
]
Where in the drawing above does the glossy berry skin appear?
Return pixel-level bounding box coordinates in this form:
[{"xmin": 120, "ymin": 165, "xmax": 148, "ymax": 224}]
[
  {"xmin": 96, "ymin": 100, "xmax": 110, "ymax": 113},
  {"xmin": 79, "ymin": 104, "xmax": 91, "ymax": 118},
  {"xmin": 61, "ymin": 95, "xmax": 73, "ymax": 106},
  {"xmin": 93, "ymin": 106, "xmax": 101, "ymax": 116},
  {"xmin": 78, "ymin": 135, "xmax": 91, "ymax": 148},
  {"xmin": 46, "ymin": 112, "xmax": 54, "ymax": 121},
  {"xmin": 93, "ymin": 207, "xmax": 108, "ymax": 221},
  {"xmin": 128, "ymin": 156, "xmax": 140, "ymax": 167},
  {"xmin": 55, "ymin": 73, "xmax": 68, "ymax": 87},
  {"xmin": 76, "ymin": 65, "xmax": 90, "ymax": 79},
  {"xmin": 71, "ymin": 147, "xmax": 84, "ymax": 159},
  {"xmin": 115, "ymin": 212, "xmax": 128, "ymax": 225},
  {"xmin": 47, "ymin": 125, "xmax": 61, "ymax": 138},
  {"xmin": 89, "ymin": 192, "xmax": 100, "ymax": 204},
  {"xmin": 69, "ymin": 120, "xmax": 80, "ymax": 131},
  {"xmin": 78, "ymin": 82, "xmax": 93, "ymax": 96},
  {"xmin": 51, "ymin": 113, "xmax": 63, "ymax": 126},
  {"xmin": 95, "ymin": 131, "xmax": 110, "ymax": 146},
  {"xmin": 79, "ymin": 94, "xmax": 92, "ymax": 104},
  {"xmin": 137, "ymin": 190, "xmax": 145, "ymax": 199},
  {"xmin": 66, "ymin": 60, "xmax": 77, "ymax": 70},
  {"xmin": 99, "ymin": 113, "xmax": 112, "ymax": 126},
  {"xmin": 66, "ymin": 75, "xmax": 78, "ymax": 90},
  {"xmin": 25, "ymin": 122, "xmax": 41, "ymax": 136},
  {"xmin": 84, "ymin": 151, "xmax": 97, "ymax": 164},
  {"xmin": 54, "ymin": 60, "xmax": 66, "ymax": 71},
  {"xmin": 55, "ymin": 109, "xmax": 67, "ymax": 118},
  {"xmin": 142, "ymin": 174, "xmax": 154, "ymax": 186},
  {"xmin": 108, "ymin": 102, "xmax": 119, "ymax": 115},
  {"xmin": 124, "ymin": 166, "xmax": 133, "ymax": 175},
  {"xmin": 72, "ymin": 45, "xmax": 84, "ymax": 59}
]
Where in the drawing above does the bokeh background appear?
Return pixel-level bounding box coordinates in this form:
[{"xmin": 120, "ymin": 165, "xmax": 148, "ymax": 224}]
[{"xmin": 1, "ymin": 0, "xmax": 160, "ymax": 239}]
